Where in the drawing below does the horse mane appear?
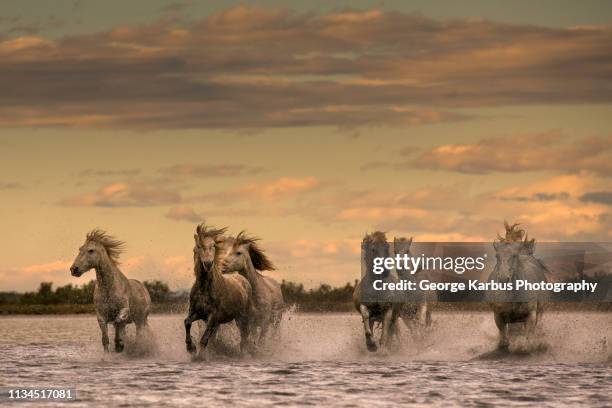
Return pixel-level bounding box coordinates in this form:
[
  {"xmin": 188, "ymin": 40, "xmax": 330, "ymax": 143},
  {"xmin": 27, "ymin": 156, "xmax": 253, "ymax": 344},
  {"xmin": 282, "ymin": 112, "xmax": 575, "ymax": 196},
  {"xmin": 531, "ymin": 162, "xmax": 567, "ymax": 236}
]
[
  {"xmin": 234, "ymin": 231, "xmax": 275, "ymax": 271},
  {"xmin": 363, "ymin": 231, "xmax": 387, "ymax": 244},
  {"xmin": 196, "ymin": 222, "xmax": 227, "ymax": 245},
  {"xmin": 86, "ymin": 229, "xmax": 125, "ymax": 265},
  {"xmin": 495, "ymin": 221, "xmax": 536, "ymax": 253}
]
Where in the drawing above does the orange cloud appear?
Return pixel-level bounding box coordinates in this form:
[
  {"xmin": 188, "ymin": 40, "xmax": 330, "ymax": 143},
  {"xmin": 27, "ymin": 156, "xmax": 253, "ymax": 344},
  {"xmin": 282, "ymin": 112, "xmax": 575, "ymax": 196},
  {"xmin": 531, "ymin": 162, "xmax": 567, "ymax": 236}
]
[
  {"xmin": 21, "ymin": 260, "xmax": 71, "ymax": 274},
  {"xmin": 238, "ymin": 176, "xmax": 321, "ymax": 200},
  {"xmin": 60, "ymin": 181, "xmax": 181, "ymax": 207},
  {"xmin": 410, "ymin": 132, "xmax": 612, "ymax": 176}
]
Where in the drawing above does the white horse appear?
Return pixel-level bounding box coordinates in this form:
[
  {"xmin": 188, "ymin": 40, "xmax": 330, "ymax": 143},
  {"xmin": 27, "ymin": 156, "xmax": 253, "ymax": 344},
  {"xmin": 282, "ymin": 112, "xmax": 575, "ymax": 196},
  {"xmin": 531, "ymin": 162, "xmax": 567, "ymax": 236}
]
[
  {"xmin": 489, "ymin": 225, "xmax": 549, "ymax": 350},
  {"xmin": 189, "ymin": 227, "xmax": 253, "ymax": 358},
  {"xmin": 223, "ymin": 231, "xmax": 284, "ymax": 347},
  {"xmin": 70, "ymin": 229, "xmax": 151, "ymax": 352},
  {"xmin": 393, "ymin": 237, "xmax": 433, "ymax": 340}
]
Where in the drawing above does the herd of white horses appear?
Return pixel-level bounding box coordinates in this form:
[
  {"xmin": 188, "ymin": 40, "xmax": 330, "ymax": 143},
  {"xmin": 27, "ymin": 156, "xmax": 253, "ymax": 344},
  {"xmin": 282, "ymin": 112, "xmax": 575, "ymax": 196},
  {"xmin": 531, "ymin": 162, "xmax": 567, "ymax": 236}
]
[{"xmin": 69, "ymin": 221, "xmax": 548, "ymax": 356}]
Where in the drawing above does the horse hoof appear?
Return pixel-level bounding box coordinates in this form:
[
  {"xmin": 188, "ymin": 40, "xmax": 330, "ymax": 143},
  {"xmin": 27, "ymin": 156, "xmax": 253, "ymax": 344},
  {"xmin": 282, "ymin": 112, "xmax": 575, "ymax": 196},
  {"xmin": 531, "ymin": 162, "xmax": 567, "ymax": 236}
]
[
  {"xmin": 186, "ymin": 342, "xmax": 197, "ymax": 354},
  {"xmin": 115, "ymin": 343, "xmax": 124, "ymax": 353},
  {"xmin": 366, "ymin": 341, "xmax": 378, "ymax": 352}
]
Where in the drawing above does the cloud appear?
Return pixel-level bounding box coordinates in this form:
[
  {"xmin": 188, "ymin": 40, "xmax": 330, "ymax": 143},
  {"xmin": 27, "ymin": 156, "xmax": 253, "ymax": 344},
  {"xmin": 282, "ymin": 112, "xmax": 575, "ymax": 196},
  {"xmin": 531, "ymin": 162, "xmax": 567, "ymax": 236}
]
[
  {"xmin": 409, "ymin": 131, "xmax": 612, "ymax": 176},
  {"xmin": 1, "ymin": 7, "xmax": 611, "ymax": 129},
  {"xmin": 159, "ymin": 164, "xmax": 264, "ymax": 181},
  {"xmin": 79, "ymin": 168, "xmax": 141, "ymax": 177},
  {"xmin": 165, "ymin": 205, "xmax": 202, "ymax": 222},
  {"xmin": 21, "ymin": 260, "xmax": 72, "ymax": 274},
  {"xmin": 0, "ymin": 181, "xmax": 21, "ymax": 189},
  {"xmin": 190, "ymin": 176, "xmax": 324, "ymax": 204},
  {"xmin": 237, "ymin": 176, "xmax": 321, "ymax": 200},
  {"xmin": 502, "ymin": 192, "xmax": 570, "ymax": 202},
  {"xmin": 60, "ymin": 181, "xmax": 181, "ymax": 207},
  {"xmin": 580, "ymin": 191, "xmax": 612, "ymax": 206}
]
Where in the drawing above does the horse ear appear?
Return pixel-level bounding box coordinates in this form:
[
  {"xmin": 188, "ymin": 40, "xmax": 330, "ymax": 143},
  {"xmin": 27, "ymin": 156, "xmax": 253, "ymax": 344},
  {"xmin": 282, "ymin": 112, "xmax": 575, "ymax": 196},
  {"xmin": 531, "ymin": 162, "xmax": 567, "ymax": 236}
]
[
  {"xmin": 409, "ymin": 237, "xmax": 413, "ymax": 245},
  {"xmin": 493, "ymin": 241, "xmax": 499, "ymax": 250},
  {"xmin": 194, "ymin": 234, "xmax": 200, "ymax": 247}
]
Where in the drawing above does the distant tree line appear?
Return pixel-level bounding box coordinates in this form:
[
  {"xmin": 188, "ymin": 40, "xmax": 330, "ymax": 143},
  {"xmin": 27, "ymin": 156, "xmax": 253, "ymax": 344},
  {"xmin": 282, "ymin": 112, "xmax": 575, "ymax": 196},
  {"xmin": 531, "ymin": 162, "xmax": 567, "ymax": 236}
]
[
  {"xmin": 0, "ymin": 280, "xmax": 185, "ymax": 306},
  {"xmin": 1, "ymin": 279, "xmax": 608, "ymax": 314},
  {"xmin": 0, "ymin": 280, "xmax": 358, "ymax": 311}
]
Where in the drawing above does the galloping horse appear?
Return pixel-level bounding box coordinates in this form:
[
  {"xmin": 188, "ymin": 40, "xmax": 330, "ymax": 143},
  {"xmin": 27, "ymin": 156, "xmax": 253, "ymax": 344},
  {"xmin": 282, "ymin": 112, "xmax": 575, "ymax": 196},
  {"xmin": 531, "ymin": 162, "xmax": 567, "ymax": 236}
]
[
  {"xmin": 393, "ymin": 237, "xmax": 433, "ymax": 339},
  {"xmin": 70, "ymin": 229, "xmax": 151, "ymax": 352},
  {"xmin": 223, "ymin": 231, "xmax": 284, "ymax": 347},
  {"xmin": 353, "ymin": 231, "xmax": 399, "ymax": 352},
  {"xmin": 489, "ymin": 222, "xmax": 549, "ymax": 350},
  {"xmin": 184, "ymin": 223, "xmax": 253, "ymax": 356}
]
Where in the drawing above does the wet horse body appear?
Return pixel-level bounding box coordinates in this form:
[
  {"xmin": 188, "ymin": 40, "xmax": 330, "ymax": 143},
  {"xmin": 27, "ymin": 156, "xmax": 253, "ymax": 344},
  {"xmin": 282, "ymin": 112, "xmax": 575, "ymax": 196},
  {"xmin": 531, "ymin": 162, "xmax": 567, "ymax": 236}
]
[
  {"xmin": 70, "ymin": 230, "xmax": 151, "ymax": 352},
  {"xmin": 489, "ymin": 223, "xmax": 549, "ymax": 349},
  {"xmin": 185, "ymin": 224, "xmax": 253, "ymax": 356},
  {"xmin": 223, "ymin": 232, "xmax": 284, "ymax": 347},
  {"xmin": 393, "ymin": 237, "xmax": 432, "ymax": 337}
]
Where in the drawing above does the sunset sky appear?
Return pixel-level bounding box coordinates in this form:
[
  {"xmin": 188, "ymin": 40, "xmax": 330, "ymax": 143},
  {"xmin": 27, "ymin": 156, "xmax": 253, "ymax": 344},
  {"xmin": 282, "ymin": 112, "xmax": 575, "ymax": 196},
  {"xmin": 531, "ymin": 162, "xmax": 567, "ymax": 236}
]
[{"xmin": 1, "ymin": 1, "xmax": 611, "ymax": 291}]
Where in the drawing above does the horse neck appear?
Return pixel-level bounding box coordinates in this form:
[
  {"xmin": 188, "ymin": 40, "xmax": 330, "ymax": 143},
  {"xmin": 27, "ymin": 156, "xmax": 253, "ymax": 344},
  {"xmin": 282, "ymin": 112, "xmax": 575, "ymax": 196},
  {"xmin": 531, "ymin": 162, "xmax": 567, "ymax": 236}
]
[
  {"xmin": 195, "ymin": 252, "xmax": 226, "ymax": 299},
  {"xmin": 209, "ymin": 263, "xmax": 227, "ymax": 298},
  {"xmin": 241, "ymin": 256, "xmax": 264, "ymax": 294},
  {"xmin": 194, "ymin": 256, "xmax": 210, "ymax": 288},
  {"xmin": 94, "ymin": 252, "xmax": 124, "ymax": 292}
]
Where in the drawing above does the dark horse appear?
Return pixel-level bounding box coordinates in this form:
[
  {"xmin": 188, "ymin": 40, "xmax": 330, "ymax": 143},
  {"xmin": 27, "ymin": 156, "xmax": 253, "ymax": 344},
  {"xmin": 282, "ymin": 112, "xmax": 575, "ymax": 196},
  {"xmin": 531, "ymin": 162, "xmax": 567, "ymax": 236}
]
[
  {"xmin": 353, "ymin": 231, "xmax": 399, "ymax": 352},
  {"xmin": 184, "ymin": 223, "xmax": 252, "ymax": 356}
]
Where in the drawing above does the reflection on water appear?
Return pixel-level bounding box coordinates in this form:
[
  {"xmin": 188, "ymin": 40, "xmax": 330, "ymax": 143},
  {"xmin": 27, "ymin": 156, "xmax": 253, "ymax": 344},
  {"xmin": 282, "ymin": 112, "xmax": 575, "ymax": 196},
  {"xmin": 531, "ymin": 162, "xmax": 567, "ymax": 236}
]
[{"xmin": 0, "ymin": 312, "xmax": 610, "ymax": 407}]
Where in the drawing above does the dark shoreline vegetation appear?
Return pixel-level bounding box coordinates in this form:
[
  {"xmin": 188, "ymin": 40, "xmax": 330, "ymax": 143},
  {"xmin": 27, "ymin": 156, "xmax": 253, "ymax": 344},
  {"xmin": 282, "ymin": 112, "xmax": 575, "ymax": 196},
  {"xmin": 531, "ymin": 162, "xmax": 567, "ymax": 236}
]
[{"xmin": 0, "ymin": 280, "xmax": 610, "ymax": 315}]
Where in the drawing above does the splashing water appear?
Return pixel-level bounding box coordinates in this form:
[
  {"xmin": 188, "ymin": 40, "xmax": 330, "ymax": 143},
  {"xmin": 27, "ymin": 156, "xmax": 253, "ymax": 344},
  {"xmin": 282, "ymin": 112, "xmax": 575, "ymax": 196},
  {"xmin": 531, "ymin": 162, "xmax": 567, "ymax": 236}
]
[{"xmin": 0, "ymin": 312, "xmax": 610, "ymax": 406}]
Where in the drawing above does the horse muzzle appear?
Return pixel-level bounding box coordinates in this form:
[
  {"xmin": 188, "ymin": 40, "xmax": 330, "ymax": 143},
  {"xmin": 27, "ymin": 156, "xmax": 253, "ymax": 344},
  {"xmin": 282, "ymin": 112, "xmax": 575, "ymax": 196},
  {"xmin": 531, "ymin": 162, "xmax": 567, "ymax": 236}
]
[{"xmin": 70, "ymin": 266, "xmax": 82, "ymax": 277}]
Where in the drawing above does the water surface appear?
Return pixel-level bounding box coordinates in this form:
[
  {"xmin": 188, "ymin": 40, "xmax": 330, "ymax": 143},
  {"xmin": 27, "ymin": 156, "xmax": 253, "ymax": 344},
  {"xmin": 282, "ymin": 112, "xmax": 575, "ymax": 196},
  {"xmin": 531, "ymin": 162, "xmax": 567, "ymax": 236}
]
[{"xmin": 0, "ymin": 312, "xmax": 610, "ymax": 407}]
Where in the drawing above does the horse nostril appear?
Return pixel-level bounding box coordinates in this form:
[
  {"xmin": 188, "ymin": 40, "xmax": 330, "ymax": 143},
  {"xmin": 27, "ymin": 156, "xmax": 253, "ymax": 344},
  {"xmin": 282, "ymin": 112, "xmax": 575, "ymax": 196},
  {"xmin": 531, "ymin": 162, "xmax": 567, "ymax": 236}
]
[{"xmin": 71, "ymin": 266, "xmax": 79, "ymax": 275}]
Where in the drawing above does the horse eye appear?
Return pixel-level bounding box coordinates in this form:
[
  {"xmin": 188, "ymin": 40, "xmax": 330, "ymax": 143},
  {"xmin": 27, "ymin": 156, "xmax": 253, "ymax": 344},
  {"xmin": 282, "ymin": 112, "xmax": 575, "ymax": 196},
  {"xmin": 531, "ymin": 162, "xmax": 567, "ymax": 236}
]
[
  {"xmin": 236, "ymin": 251, "xmax": 242, "ymax": 255},
  {"xmin": 88, "ymin": 249, "xmax": 94, "ymax": 254}
]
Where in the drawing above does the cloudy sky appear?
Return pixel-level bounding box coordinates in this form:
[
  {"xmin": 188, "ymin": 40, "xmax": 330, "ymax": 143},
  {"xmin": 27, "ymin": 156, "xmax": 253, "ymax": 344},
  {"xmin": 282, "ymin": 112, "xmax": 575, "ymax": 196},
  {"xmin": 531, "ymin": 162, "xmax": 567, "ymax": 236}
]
[{"xmin": 1, "ymin": 0, "xmax": 611, "ymax": 291}]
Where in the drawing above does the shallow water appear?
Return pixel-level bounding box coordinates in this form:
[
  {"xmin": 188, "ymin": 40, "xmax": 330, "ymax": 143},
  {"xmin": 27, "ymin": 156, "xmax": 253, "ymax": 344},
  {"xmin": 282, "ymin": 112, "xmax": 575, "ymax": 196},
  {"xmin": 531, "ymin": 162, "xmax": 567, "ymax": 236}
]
[{"xmin": 0, "ymin": 312, "xmax": 610, "ymax": 407}]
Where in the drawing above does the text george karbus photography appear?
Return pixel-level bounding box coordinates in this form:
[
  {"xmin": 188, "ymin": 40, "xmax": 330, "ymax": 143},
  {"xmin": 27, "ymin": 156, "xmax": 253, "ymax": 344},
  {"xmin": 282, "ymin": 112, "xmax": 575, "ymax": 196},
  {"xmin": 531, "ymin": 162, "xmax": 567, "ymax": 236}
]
[{"xmin": 1, "ymin": 1, "xmax": 611, "ymax": 407}]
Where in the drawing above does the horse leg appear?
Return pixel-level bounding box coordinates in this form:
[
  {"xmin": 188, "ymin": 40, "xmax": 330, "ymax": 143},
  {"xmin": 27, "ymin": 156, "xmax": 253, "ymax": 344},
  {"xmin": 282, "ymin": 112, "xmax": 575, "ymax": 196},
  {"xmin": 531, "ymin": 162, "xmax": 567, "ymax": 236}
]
[
  {"xmin": 389, "ymin": 313, "xmax": 400, "ymax": 344},
  {"xmin": 97, "ymin": 314, "xmax": 109, "ymax": 352},
  {"xmin": 184, "ymin": 313, "xmax": 198, "ymax": 354},
  {"xmin": 259, "ymin": 320, "xmax": 271, "ymax": 346},
  {"xmin": 271, "ymin": 310, "xmax": 283, "ymax": 342},
  {"xmin": 113, "ymin": 306, "xmax": 129, "ymax": 353},
  {"xmin": 359, "ymin": 305, "xmax": 377, "ymax": 352},
  {"xmin": 198, "ymin": 316, "xmax": 219, "ymax": 358},
  {"xmin": 237, "ymin": 318, "xmax": 250, "ymax": 355},
  {"xmin": 114, "ymin": 321, "xmax": 126, "ymax": 352},
  {"xmin": 524, "ymin": 308, "xmax": 538, "ymax": 341},
  {"xmin": 494, "ymin": 313, "xmax": 509, "ymax": 350},
  {"xmin": 379, "ymin": 307, "xmax": 394, "ymax": 350}
]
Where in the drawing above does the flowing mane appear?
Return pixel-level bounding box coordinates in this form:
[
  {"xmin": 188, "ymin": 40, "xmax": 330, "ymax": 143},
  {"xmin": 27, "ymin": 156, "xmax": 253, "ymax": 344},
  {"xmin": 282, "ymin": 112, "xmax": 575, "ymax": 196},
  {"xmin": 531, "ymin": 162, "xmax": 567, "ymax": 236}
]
[
  {"xmin": 363, "ymin": 231, "xmax": 387, "ymax": 245},
  {"xmin": 234, "ymin": 231, "xmax": 275, "ymax": 271},
  {"xmin": 196, "ymin": 222, "xmax": 227, "ymax": 245},
  {"xmin": 86, "ymin": 229, "xmax": 125, "ymax": 265},
  {"xmin": 495, "ymin": 221, "xmax": 535, "ymax": 254}
]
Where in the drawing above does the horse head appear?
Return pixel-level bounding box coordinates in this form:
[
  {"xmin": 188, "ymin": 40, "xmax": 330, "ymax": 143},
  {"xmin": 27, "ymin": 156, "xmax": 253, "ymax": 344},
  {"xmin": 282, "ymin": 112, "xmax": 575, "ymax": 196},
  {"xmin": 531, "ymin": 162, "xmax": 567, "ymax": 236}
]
[
  {"xmin": 223, "ymin": 231, "xmax": 275, "ymax": 274},
  {"xmin": 363, "ymin": 231, "xmax": 391, "ymax": 279},
  {"xmin": 70, "ymin": 229, "xmax": 124, "ymax": 277},
  {"xmin": 492, "ymin": 240, "xmax": 525, "ymax": 283},
  {"xmin": 194, "ymin": 222, "xmax": 227, "ymax": 272}
]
